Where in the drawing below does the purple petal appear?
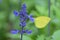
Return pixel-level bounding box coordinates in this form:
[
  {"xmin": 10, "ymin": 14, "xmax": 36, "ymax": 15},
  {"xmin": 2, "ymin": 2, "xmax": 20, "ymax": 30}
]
[
  {"xmin": 22, "ymin": 4, "xmax": 26, "ymax": 9},
  {"xmin": 20, "ymin": 30, "xmax": 25, "ymax": 34},
  {"xmin": 14, "ymin": 10, "xmax": 19, "ymax": 16},
  {"xmin": 29, "ymin": 15, "xmax": 34, "ymax": 22},
  {"xmin": 26, "ymin": 30, "xmax": 32, "ymax": 34},
  {"xmin": 11, "ymin": 30, "xmax": 19, "ymax": 34},
  {"xmin": 20, "ymin": 22, "xmax": 26, "ymax": 27}
]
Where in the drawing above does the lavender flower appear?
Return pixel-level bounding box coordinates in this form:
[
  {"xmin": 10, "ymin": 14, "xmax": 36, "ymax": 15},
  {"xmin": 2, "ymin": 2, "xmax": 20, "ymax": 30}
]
[
  {"xmin": 20, "ymin": 21, "xmax": 26, "ymax": 27},
  {"xmin": 20, "ymin": 30, "xmax": 32, "ymax": 34},
  {"xmin": 11, "ymin": 4, "xmax": 34, "ymax": 38},
  {"xmin": 14, "ymin": 10, "xmax": 19, "ymax": 16},
  {"xmin": 29, "ymin": 14, "xmax": 34, "ymax": 22},
  {"xmin": 25, "ymin": 30, "xmax": 32, "ymax": 34},
  {"xmin": 11, "ymin": 30, "xmax": 19, "ymax": 34}
]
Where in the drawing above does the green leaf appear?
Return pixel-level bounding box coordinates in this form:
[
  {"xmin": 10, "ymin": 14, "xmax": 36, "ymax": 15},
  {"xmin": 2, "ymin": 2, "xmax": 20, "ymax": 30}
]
[
  {"xmin": 46, "ymin": 36, "xmax": 52, "ymax": 40},
  {"xmin": 36, "ymin": 35, "xmax": 45, "ymax": 40},
  {"xmin": 52, "ymin": 30, "xmax": 60, "ymax": 40},
  {"xmin": 23, "ymin": 35, "xmax": 33, "ymax": 40}
]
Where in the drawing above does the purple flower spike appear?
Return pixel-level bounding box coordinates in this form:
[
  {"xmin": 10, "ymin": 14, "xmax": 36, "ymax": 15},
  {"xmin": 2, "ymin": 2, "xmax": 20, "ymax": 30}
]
[
  {"xmin": 14, "ymin": 10, "xmax": 19, "ymax": 16},
  {"xmin": 29, "ymin": 14, "xmax": 34, "ymax": 22},
  {"xmin": 11, "ymin": 30, "xmax": 19, "ymax": 34},
  {"xmin": 11, "ymin": 4, "xmax": 33, "ymax": 39}
]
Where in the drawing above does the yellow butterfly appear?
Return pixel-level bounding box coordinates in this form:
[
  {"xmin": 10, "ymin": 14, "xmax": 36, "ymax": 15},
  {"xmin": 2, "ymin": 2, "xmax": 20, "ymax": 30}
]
[{"xmin": 34, "ymin": 16, "xmax": 51, "ymax": 28}]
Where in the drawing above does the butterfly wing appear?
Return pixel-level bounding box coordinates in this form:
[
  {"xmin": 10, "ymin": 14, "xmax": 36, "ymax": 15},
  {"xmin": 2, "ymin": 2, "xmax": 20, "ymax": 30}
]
[{"xmin": 34, "ymin": 16, "xmax": 51, "ymax": 28}]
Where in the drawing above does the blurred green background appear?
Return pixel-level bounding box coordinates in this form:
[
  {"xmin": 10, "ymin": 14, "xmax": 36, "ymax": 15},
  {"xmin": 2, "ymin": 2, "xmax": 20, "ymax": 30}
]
[{"xmin": 0, "ymin": 0, "xmax": 60, "ymax": 40}]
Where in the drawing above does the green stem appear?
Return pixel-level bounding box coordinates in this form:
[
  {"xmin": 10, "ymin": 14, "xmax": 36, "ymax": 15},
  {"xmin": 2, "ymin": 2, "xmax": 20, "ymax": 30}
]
[{"xmin": 48, "ymin": 0, "xmax": 50, "ymax": 36}]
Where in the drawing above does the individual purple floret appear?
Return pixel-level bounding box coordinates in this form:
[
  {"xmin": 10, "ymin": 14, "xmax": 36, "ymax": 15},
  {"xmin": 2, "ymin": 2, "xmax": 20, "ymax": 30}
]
[
  {"xmin": 25, "ymin": 30, "xmax": 32, "ymax": 34},
  {"xmin": 20, "ymin": 21, "xmax": 26, "ymax": 27},
  {"xmin": 28, "ymin": 14, "xmax": 34, "ymax": 22},
  {"xmin": 22, "ymin": 4, "xmax": 26, "ymax": 10},
  {"xmin": 20, "ymin": 30, "xmax": 32, "ymax": 34},
  {"xmin": 11, "ymin": 30, "xmax": 19, "ymax": 34},
  {"xmin": 14, "ymin": 10, "xmax": 19, "ymax": 16}
]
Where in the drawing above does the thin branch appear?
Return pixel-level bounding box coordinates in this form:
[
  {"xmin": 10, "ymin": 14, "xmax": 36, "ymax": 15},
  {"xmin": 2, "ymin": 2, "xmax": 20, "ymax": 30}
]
[{"xmin": 48, "ymin": 0, "xmax": 50, "ymax": 36}]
